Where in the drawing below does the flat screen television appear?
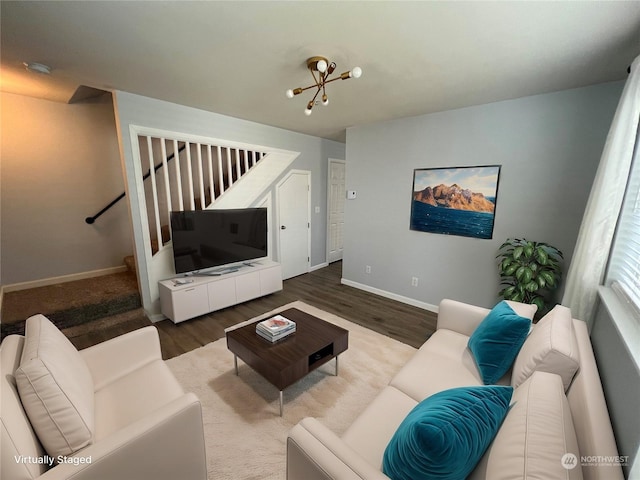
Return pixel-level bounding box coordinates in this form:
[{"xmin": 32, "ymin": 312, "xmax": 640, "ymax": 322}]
[{"xmin": 170, "ymin": 208, "xmax": 268, "ymax": 274}]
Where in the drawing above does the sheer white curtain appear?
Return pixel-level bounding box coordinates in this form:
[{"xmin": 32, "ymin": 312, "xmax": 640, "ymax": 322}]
[{"xmin": 562, "ymin": 54, "xmax": 640, "ymax": 324}]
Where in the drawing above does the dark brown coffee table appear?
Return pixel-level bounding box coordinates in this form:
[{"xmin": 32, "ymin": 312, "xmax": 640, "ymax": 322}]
[{"xmin": 226, "ymin": 307, "xmax": 349, "ymax": 415}]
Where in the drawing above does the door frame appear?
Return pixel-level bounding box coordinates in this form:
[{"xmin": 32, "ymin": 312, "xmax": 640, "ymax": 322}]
[
  {"xmin": 275, "ymin": 169, "xmax": 311, "ymax": 278},
  {"xmin": 326, "ymin": 158, "xmax": 346, "ymax": 264},
  {"xmin": 256, "ymin": 191, "xmax": 274, "ymax": 262}
]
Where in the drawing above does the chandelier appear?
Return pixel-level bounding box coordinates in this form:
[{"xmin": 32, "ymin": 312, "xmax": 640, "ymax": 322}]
[{"xmin": 286, "ymin": 56, "xmax": 362, "ymax": 116}]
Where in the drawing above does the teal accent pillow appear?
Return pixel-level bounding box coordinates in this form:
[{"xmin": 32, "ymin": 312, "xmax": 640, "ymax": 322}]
[
  {"xmin": 468, "ymin": 301, "xmax": 531, "ymax": 384},
  {"xmin": 383, "ymin": 385, "xmax": 513, "ymax": 480}
]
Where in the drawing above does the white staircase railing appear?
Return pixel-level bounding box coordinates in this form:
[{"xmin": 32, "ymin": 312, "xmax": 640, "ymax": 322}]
[{"xmin": 137, "ymin": 134, "xmax": 268, "ymax": 256}]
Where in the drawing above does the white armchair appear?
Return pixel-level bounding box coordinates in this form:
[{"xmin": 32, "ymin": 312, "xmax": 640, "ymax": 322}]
[{"xmin": 1, "ymin": 315, "xmax": 206, "ymax": 480}]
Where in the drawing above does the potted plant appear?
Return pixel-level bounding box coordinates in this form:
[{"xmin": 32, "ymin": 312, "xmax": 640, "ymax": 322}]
[{"xmin": 496, "ymin": 238, "xmax": 563, "ymax": 315}]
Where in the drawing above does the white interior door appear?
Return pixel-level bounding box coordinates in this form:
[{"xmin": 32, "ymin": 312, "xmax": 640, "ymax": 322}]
[
  {"xmin": 327, "ymin": 159, "xmax": 346, "ymax": 263},
  {"xmin": 278, "ymin": 171, "xmax": 310, "ymax": 279}
]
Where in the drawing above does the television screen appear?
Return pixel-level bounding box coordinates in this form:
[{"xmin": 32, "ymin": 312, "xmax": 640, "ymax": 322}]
[{"xmin": 170, "ymin": 208, "xmax": 268, "ymax": 274}]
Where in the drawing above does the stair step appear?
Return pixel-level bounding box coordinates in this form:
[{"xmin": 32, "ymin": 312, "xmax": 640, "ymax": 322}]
[
  {"xmin": 124, "ymin": 255, "xmax": 136, "ymax": 274},
  {"xmin": 1, "ymin": 271, "xmax": 141, "ymax": 339},
  {"xmin": 161, "ymin": 224, "xmax": 171, "ymax": 242}
]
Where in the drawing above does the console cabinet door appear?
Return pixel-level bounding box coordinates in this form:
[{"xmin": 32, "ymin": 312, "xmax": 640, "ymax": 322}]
[
  {"xmin": 260, "ymin": 266, "xmax": 283, "ymax": 295},
  {"xmin": 172, "ymin": 285, "xmax": 210, "ymax": 322},
  {"xmin": 236, "ymin": 271, "xmax": 261, "ymax": 304},
  {"xmin": 208, "ymin": 277, "xmax": 237, "ymax": 311}
]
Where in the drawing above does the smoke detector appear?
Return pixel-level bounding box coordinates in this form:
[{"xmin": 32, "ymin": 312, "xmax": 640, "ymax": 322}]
[{"xmin": 23, "ymin": 62, "xmax": 52, "ymax": 75}]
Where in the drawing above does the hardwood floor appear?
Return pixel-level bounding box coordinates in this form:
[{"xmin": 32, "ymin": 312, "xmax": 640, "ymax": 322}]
[{"xmin": 65, "ymin": 261, "xmax": 437, "ymax": 359}]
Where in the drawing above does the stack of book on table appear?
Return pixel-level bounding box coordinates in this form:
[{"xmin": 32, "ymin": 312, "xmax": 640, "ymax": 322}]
[{"xmin": 256, "ymin": 315, "xmax": 296, "ymax": 342}]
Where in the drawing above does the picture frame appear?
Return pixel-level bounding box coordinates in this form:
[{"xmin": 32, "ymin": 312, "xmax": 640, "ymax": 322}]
[{"xmin": 410, "ymin": 165, "xmax": 501, "ymax": 239}]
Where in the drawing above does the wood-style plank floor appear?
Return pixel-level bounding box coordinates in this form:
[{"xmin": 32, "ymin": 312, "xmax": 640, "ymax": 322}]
[{"xmin": 65, "ymin": 261, "xmax": 437, "ymax": 359}]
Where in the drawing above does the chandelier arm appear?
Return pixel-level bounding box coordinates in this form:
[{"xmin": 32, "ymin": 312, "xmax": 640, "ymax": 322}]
[
  {"xmin": 290, "ymin": 84, "xmax": 322, "ymax": 94},
  {"xmin": 324, "ymin": 73, "xmax": 352, "ymax": 85},
  {"xmin": 309, "ymin": 67, "xmax": 322, "ymax": 88},
  {"xmin": 309, "ymin": 86, "xmax": 322, "ymax": 105}
]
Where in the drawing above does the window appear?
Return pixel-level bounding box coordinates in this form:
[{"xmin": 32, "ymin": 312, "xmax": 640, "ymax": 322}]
[{"xmin": 606, "ymin": 122, "xmax": 640, "ymax": 315}]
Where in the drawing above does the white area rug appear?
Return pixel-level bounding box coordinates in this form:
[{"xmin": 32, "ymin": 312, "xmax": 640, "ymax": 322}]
[{"xmin": 166, "ymin": 301, "xmax": 417, "ymax": 480}]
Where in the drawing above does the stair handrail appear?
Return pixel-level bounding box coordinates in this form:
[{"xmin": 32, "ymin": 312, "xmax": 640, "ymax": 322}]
[{"xmin": 85, "ymin": 144, "xmax": 186, "ymax": 224}]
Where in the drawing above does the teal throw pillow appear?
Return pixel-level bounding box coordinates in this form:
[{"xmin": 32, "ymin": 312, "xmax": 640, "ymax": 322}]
[
  {"xmin": 468, "ymin": 301, "xmax": 531, "ymax": 384},
  {"xmin": 383, "ymin": 385, "xmax": 513, "ymax": 480}
]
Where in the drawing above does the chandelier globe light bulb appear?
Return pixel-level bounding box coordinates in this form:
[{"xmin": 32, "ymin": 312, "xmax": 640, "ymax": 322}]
[
  {"xmin": 317, "ymin": 59, "xmax": 328, "ymax": 73},
  {"xmin": 322, "ymin": 94, "xmax": 329, "ymax": 106},
  {"xmin": 304, "ymin": 107, "xmax": 313, "ymax": 116},
  {"xmin": 351, "ymin": 67, "xmax": 362, "ymax": 79},
  {"xmin": 286, "ymin": 89, "xmax": 294, "ymax": 99}
]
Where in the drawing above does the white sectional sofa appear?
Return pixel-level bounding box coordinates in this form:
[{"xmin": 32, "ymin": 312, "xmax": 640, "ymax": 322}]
[{"xmin": 287, "ymin": 299, "xmax": 624, "ymax": 480}]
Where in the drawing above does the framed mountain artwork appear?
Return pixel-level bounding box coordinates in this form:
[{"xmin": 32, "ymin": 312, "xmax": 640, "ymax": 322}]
[{"xmin": 410, "ymin": 165, "xmax": 501, "ymax": 239}]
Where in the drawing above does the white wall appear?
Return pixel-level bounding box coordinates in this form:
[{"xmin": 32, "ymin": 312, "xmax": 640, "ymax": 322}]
[
  {"xmin": 343, "ymin": 81, "xmax": 624, "ymax": 310},
  {"xmin": 1, "ymin": 92, "xmax": 132, "ymax": 285}
]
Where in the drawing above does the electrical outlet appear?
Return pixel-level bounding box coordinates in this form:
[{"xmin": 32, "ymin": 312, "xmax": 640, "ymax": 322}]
[
  {"xmin": 411, "ymin": 277, "xmax": 419, "ymax": 287},
  {"xmin": 365, "ymin": 265, "xmax": 371, "ymax": 274}
]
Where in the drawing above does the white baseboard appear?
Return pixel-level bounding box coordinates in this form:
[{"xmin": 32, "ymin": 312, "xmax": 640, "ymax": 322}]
[
  {"xmin": 340, "ymin": 278, "xmax": 439, "ymax": 313},
  {"xmin": 2, "ymin": 266, "xmax": 130, "ymax": 293},
  {"xmin": 310, "ymin": 262, "xmax": 329, "ymax": 272},
  {"xmin": 148, "ymin": 313, "xmax": 166, "ymax": 323}
]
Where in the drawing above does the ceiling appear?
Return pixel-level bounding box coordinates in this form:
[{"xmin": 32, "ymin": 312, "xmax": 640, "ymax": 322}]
[{"xmin": 2, "ymin": 1, "xmax": 640, "ymax": 142}]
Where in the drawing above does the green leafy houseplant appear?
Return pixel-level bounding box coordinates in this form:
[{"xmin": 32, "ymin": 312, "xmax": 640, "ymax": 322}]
[{"xmin": 497, "ymin": 238, "xmax": 563, "ymax": 314}]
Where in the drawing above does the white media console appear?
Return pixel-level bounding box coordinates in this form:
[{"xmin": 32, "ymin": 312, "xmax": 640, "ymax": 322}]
[{"xmin": 158, "ymin": 260, "xmax": 283, "ymax": 323}]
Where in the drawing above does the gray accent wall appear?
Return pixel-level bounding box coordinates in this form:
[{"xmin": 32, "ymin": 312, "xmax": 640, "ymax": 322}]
[{"xmin": 343, "ymin": 81, "xmax": 624, "ymax": 310}]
